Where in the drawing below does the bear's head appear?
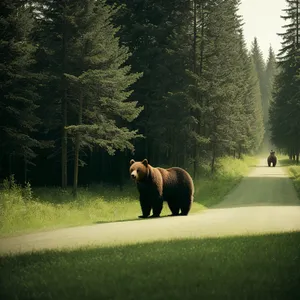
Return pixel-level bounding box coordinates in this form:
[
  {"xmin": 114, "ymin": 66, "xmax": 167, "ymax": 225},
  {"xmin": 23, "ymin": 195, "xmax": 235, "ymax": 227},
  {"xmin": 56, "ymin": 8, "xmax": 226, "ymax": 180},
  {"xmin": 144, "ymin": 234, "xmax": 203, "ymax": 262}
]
[{"xmin": 129, "ymin": 159, "xmax": 149, "ymax": 182}]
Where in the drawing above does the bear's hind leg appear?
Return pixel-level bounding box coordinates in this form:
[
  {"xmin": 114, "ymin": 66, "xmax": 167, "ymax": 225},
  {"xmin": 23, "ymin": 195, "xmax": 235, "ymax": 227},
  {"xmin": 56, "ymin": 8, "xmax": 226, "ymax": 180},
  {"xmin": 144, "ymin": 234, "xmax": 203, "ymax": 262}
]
[
  {"xmin": 167, "ymin": 200, "xmax": 180, "ymax": 216},
  {"xmin": 180, "ymin": 197, "xmax": 192, "ymax": 216}
]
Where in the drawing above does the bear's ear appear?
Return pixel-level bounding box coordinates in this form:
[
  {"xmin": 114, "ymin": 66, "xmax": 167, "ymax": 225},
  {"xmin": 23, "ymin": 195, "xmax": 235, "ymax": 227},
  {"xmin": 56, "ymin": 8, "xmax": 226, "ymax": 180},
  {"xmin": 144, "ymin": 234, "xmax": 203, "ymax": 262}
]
[
  {"xmin": 142, "ymin": 159, "xmax": 148, "ymax": 167},
  {"xmin": 130, "ymin": 159, "xmax": 135, "ymax": 166}
]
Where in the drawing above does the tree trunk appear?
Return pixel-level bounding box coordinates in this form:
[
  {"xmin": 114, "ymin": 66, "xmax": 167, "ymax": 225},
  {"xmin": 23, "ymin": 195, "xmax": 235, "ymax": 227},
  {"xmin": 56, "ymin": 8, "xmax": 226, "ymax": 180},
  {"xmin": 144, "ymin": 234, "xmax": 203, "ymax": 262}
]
[
  {"xmin": 183, "ymin": 144, "xmax": 187, "ymax": 169},
  {"xmin": 144, "ymin": 105, "xmax": 149, "ymax": 159},
  {"xmin": 8, "ymin": 152, "xmax": 13, "ymax": 189},
  {"xmin": 61, "ymin": 9, "xmax": 68, "ymax": 189},
  {"xmin": 73, "ymin": 91, "xmax": 83, "ymax": 198},
  {"xmin": 24, "ymin": 154, "xmax": 27, "ymax": 184},
  {"xmin": 101, "ymin": 151, "xmax": 106, "ymax": 183},
  {"xmin": 61, "ymin": 91, "xmax": 68, "ymax": 189},
  {"xmin": 238, "ymin": 144, "xmax": 242, "ymax": 159},
  {"xmin": 72, "ymin": 134, "xmax": 80, "ymax": 197},
  {"xmin": 198, "ymin": 5, "xmax": 205, "ymax": 140},
  {"xmin": 296, "ymin": 1, "xmax": 299, "ymax": 47},
  {"xmin": 119, "ymin": 151, "xmax": 125, "ymax": 191},
  {"xmin": 211, "ymin": 143, "xmax": 216, "ymax": 174},
  {"xmin": 89, "ymin": 150, "xmax": 93, "ymax": 184},
  {"xmin": 192, "ymin": 0, "xmax": 198, "ymax": 179}
]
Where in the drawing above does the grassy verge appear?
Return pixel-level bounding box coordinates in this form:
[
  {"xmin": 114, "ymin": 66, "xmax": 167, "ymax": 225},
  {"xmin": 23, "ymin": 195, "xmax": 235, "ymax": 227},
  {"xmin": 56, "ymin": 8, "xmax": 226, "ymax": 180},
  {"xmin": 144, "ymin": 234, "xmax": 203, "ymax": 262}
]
[
  {"xmin": 194, "ymin": 155, "xmax": 257, "ymax": 206},
  {"xmin": 0, "ymin": 156, "xmax": 256, "ymax": 237},
  {"xmin": 1, "ymin": 232, "xmax": 299, "ymax": 300},
  {"xmin": 280, "ymin": 157, "xmax": 300, "ymax": 198}
]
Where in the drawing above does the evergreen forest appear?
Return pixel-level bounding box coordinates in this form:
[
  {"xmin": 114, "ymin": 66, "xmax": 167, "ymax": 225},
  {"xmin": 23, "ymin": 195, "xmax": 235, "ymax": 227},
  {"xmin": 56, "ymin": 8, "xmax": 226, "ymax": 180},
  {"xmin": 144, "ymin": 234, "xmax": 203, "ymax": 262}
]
[{"xmin": 0, "ymin": 0, "xmax": 299, "ymax": 193}]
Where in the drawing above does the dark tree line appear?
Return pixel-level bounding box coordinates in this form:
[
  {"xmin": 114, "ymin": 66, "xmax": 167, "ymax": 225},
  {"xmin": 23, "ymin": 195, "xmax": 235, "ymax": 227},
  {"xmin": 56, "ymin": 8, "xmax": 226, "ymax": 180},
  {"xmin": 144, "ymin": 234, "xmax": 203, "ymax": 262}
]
[
  {"xmin": 1, "ymin": 0, "xmax": 277, "ymax": 191},
  {"xmin": 269, "ymin": 0, "xmax": 300, "ymax": 162}
]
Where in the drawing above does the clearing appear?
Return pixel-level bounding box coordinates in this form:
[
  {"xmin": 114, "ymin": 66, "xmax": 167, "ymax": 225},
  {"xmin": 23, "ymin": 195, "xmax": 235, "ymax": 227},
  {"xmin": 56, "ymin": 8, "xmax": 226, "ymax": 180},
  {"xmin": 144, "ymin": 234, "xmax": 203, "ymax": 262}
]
[{"xmin": 0, "ymin": 158, "xmax": 300, "ymax": 255}]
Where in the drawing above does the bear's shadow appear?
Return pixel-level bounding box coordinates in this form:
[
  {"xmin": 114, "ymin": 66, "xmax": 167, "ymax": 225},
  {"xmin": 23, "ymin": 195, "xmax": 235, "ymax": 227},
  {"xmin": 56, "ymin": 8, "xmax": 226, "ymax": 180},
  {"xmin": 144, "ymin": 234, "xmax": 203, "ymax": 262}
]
[{"xmin": 93, "ymin": 215, "xmax": 172, "ymax": 224}]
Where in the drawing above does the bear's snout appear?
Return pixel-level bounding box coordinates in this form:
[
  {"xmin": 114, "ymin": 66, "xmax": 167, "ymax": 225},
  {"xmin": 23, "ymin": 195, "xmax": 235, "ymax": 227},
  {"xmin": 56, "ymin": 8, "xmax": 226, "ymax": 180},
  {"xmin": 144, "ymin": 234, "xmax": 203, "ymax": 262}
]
[{"xmin": 131, "ymin": 170, "xmax": 137, "ymax": 180}]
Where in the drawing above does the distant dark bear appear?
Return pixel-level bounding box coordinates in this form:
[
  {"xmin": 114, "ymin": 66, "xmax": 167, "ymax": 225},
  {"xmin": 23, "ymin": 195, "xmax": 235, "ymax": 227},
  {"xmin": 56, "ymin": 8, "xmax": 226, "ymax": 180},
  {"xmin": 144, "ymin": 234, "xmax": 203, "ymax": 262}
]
[
  {"xmin": 267, "ymin": 150, "xmax": 277, "ymax": 167},
  {"xmin": 129, "ymin": 159, "xmax": 194, "ymax": 218}
]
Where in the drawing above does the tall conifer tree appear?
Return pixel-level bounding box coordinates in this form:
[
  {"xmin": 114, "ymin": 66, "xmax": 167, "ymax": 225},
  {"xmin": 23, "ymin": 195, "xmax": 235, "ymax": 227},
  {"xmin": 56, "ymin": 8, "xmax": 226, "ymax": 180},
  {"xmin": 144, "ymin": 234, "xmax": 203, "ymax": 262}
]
[
  {"xmin": 264, "ymin": 47, "xmax": 277, "ymax": 150},
  {"xmin": 35, "ymin": 0, "xmax": 143, "ymax": 191},
  {"xmin": 0, "ymin": 0, "xmax": 41, "ymax": 182},
  {"xmin": 270, "ymin": 0, "xmax": 300, "ymax": 161}
]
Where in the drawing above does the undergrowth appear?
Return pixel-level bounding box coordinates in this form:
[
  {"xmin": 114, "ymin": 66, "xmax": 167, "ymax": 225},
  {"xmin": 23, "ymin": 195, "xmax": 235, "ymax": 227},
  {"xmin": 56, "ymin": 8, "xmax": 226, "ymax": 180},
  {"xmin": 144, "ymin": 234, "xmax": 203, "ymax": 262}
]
[
  {"xmin": 0, "ymin": 156, "xmax": 256, "ymax": 237},
  {"xmin": 281, "ymin": 158, "xmax": 300, "ymax": 198}
]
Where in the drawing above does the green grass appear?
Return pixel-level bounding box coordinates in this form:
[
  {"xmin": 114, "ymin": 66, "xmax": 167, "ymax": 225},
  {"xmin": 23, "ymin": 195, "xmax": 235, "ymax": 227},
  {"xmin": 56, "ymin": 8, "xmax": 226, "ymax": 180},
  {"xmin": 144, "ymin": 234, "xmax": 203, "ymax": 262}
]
[
  {"xmin": 1, "ymin": 232, "xmax": 299, "ymax": 300},
  {"xmin": 0, "ymin": 156, "xmax": 257, "ymax": 237},
  {"xmin": 195, "ymin": 155, "xmax": 257, "ymax": 206},
  {"xmin": 280, "ymin": 157, "xmax": 300, "ymax": 198}
]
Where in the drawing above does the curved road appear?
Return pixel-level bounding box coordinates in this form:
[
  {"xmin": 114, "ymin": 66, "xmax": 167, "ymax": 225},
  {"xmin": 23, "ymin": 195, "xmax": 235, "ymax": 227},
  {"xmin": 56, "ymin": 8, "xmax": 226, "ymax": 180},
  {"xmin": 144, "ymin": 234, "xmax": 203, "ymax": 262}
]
[{"xmin": 1, "ymin": 158, "xmax": 300, "ymax": 255}]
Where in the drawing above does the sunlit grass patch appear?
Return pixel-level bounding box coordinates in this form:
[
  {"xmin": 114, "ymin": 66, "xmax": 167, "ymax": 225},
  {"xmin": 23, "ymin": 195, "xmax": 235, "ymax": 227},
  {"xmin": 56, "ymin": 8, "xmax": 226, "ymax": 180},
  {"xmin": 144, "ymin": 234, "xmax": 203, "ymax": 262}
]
[
  {"xmin": 0, "ymin": 156, "xmax": 256, "ymax": 237},
  {"xmin": 194, "ymin": 155, "xmax": 257, "ymax": 206},
  {"xmin": 1, "ymin": 232, "xmax": 299, "ymax": 300},
  {"xmin": 0, "ymin": 183, "xmax": 204, "ymax": 238}
]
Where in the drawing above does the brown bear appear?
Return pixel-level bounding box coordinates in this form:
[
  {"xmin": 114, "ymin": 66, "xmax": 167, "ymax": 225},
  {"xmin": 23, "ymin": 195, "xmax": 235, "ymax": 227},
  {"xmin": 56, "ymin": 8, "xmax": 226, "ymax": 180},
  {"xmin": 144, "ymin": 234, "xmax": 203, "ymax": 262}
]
[
  {"xmin": 129, "ymin": 159, "xmax": 194, "ymax": 218},
  {"xmin": 267, "ymin": 150, "xmax": 277, "ymax": 167}
]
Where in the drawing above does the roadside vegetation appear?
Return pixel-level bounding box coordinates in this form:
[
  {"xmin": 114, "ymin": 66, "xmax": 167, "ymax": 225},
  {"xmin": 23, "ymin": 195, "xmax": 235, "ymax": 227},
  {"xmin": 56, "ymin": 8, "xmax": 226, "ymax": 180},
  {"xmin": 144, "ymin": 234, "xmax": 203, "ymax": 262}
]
[
  {"xmin": 0, "ymin": 156, "xmax": 257, "ymax": 238},
  {"xmin": 279, "ymin": 157, "xmax": 300, "ymax": 198}
]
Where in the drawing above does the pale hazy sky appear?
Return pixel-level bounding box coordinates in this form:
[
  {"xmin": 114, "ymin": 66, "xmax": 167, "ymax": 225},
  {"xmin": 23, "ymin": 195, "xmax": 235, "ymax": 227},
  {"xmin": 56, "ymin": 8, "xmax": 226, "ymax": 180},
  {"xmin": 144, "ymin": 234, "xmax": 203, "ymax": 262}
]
[{"xmin": 238, "ymin": 0, "xmax": 287, "ymax": 61}]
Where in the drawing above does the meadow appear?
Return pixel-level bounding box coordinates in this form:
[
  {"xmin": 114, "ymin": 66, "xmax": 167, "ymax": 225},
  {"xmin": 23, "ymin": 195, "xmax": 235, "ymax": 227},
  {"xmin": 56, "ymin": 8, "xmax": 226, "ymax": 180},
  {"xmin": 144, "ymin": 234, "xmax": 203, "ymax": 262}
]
[
  {"xmin": 1, "ymin": 232, "xmax": 299, "ymax": 300},
  {"xmin": 0, "ymin": 156, "xmax": 257, "ymax": 238}
]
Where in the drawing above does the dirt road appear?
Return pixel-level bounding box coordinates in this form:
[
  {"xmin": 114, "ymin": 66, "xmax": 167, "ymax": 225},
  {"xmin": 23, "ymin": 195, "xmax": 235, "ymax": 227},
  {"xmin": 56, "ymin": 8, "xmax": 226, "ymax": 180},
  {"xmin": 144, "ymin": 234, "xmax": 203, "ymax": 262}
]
[{"xmin": 1, "ymin": 158, "xmax": 300, "ymax": 255}]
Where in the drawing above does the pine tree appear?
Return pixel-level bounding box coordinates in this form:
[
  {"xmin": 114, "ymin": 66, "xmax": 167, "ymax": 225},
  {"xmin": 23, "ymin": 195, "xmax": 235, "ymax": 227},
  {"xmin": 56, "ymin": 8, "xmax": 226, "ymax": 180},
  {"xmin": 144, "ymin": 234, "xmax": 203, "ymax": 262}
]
[
  {"xmin": 229, "ymin": 31, "xmax": 257, "ymax": 157},
  {"xmin": 34, "ymin": 0, "xmax": 142, "ymax": 193},
  {"xmin": 264, "ymin": 46, "xmax": 277, "ymax": 151},
  {"xmin": 34, "ymin": 0, "xmax": 75, "ymax": 188},
  {"xmin": 250, "ymin": 38, "xmax": 268, "ymax": 150},
  {"xmin": 62, "ymin": 0, "xmax": 143, "ymax": 196},
  {"xmin": 107, "ymin": 0, "xmax": 193, "ymax": 166},
  {"xmin": 270, "ymin": 0, "xmax": 300, "ymax": 161},
  {"xmin": 194, "ymin": 0, "xmax": 253, "ymax": 172},
  {"xmin": 0, "ymin": 0, "xmax": 41, "ymax": 183},
  {"xmin": 250, "ymin": 57, "xmax": 265, "ymax": 151}
]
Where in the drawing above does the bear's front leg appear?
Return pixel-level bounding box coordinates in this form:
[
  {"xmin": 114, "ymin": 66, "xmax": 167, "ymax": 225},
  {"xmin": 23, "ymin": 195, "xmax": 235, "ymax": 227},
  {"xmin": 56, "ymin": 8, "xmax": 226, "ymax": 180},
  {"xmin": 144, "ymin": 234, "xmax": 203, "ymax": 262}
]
[
  {"xmin": 151, "ymin": 196, "xmax": 163, "ymax": 218},
  {"xmin": 139, "ymin": 194, "xmax": 152, "ymax": 218}
]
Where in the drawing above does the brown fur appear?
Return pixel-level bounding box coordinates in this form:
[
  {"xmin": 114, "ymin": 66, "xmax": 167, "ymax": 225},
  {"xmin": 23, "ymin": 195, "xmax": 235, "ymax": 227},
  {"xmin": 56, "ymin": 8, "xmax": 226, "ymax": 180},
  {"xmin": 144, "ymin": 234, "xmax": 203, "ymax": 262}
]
[
  {"xmin": 129, "ymin": 159, "xmax": 194, "ymax": 218},
  {"xmin": 267, "ymin": 152, "xmax": 277, "ymax": 167}
]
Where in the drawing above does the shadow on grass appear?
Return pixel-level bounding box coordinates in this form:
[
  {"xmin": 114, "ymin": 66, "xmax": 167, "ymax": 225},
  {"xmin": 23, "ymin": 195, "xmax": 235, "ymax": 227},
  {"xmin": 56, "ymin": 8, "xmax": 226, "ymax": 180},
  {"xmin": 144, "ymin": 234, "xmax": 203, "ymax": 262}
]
[
  {"xmin": 278, "ymin": 158, "xmax": 299, "ymax": 167},
  {"xmin": 1, "ymin": 231, "xmax": 300, "ymax": 300}
]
